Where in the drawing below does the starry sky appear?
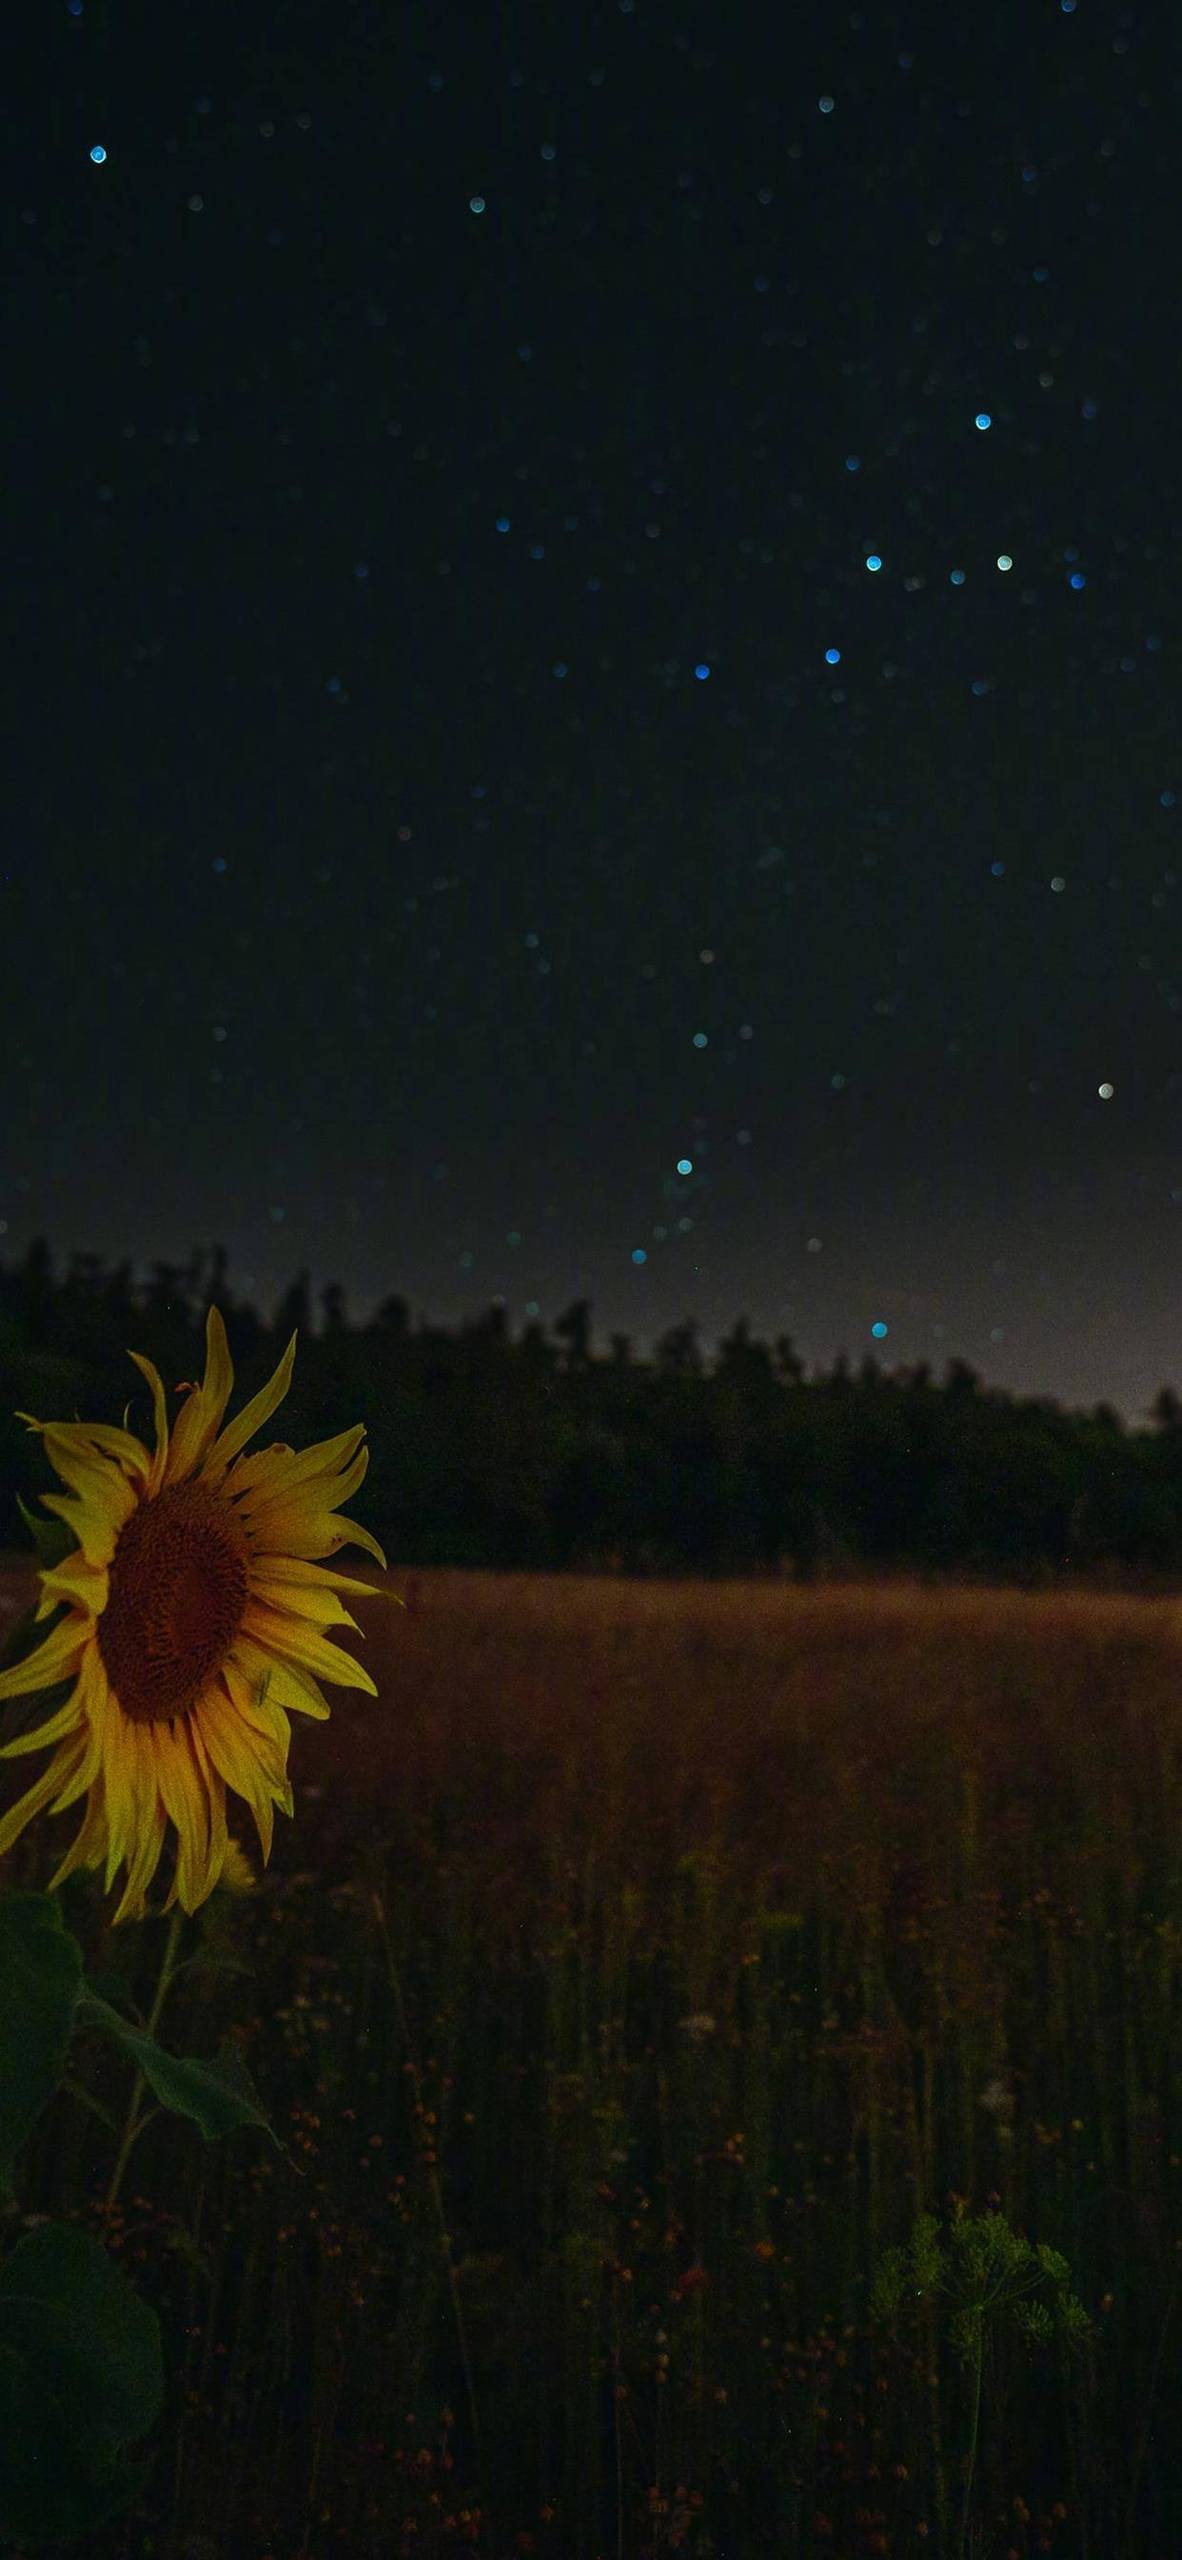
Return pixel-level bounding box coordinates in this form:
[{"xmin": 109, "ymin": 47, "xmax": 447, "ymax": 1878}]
[{"xmin": 5, "ymin": 0, "xmax": 1179, "ymax": 1420}]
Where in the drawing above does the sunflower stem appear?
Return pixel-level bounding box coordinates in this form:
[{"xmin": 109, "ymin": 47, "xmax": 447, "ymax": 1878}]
[{"xmin": 105, "ymin": 1904, "xmax": 187, "ymax": 2210}]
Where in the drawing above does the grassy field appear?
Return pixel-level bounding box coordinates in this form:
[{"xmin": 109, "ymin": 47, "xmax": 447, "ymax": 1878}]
[{"xmin": 2, "ymin": 1562, "xmax": 1181, "ymax": 2560}]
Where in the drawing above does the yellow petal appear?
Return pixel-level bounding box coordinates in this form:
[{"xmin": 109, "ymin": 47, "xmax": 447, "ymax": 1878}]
[
  {"xmin": 219, "ymin": 1662, "xmax": 293, "ymax": 1768},
  {"xmin": 248, "ymin": 1552, "xmax": 386, "ymax": 1603},
  {"xmin": 241, "ymin": 1431, "xmax": 368, "ymax": 1523},
  {"xmin": 202, "ymin": 1329, "xmax": 298, "ymax": 1482},
  {"xmin": 192, "ymin": 1691, "xmax": 263, "ymax": 1795},
  {"xmin": 126, "ymin": 1350, "xmax": 172, "ymax": 1495},
  {"xmin": 37, "ymin": 1488, "xmax": 129, "ymax": 1567},
  {"xmin": 246, "ymin": 1571, "xmax": 362, "ymax": 1632},
  {"xmin": 165, "ymin": 1305, "xmax": 237, "ymax": 1486},
  {"xmin": 227, "ymin": 1422, "xmax": 365, "ymax": 1506},
  {"xmin": 193, "ymin": 1691, "xmax": 290, "ymax": 1871},
  {"xmin": 100, "ymin": 1711, "xmax": 140, "ymax": 1893},
  {"xmin": 151, "ymin": 1721, "xmax": 211, "ymax": 1912},
  {"xmin": 32, "ymin": 1417, "xmax": 154, "ymax": 1486},
  {"xmin": 44, "ymin": 1784, "xmax": 111, "ymax": 1897},
  {"xmin": 36, "ymin": 1552, "xmax": 109, "ymax": 1619},
  {"xmin": 112, "ymin": 1786, "xmax": 168, "ymax": 1926},
  {"xmin": 0, "ymin": 1613, "xmax": 89, "ymax": 1706},
  {"xmin": 237, "ymin": 1603, "xmax": 378, "ymax": 1695},
  {"xmin": 199, "ymin": 1748, "xmax": 230, "ymax": 1883},
  {"xmin": 197, "ymin": 1682, "xmax": 290, "ymax": 1791},
  {"xmin": 0, "ymin": 1685, "xmax": 84, "ymax": 1761},
  {"xmin": 44, "ymin": 1715, "xmax": 104, "ymax": 1814},
  {"xmin": 0, "ymin": 1745, "xmax": 78, "ymax": 1860},
  {"xmin": 35, "ymin": 1430, "xmax": 141, "ymax": 1518},
  {"xmin": 241, "ymin": 1485, "xmax": 387, "ymax": 1570},
  {"xmin": 227, "ymin": 1633, "xmax": 332, "ymax": 1723},
  {"xmin": 249, "ymin": 1788, "xmax": 276, "ymax": 1869}
]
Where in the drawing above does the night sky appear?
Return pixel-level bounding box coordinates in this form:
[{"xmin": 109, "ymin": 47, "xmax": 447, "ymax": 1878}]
[{"xmin": 6, "ymin": 0, "xmax": 1179, "ymax": 1421}]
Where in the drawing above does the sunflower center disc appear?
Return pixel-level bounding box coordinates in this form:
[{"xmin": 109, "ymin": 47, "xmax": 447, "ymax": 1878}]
[{"xmin": 97, "ymin": 1480, "xmax": 250, "ymax": 1724}]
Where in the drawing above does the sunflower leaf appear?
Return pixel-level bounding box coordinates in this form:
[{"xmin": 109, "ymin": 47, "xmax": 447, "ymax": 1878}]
[
  {"xmin": 0, "ymin": 2218, "xmax": 163, "ymax": 2541},
  {"xmin": 172, "ymin": 1948, "xmax": 257, "ymax": 1985},
  {"xmin": 162, "ymin": 2221, "xmax": 215, "ymax": 2281},
  {"xmin": 0, "ymin": 1892, "xmax": 84, "ymax": 2200},
  {"xmin": 74, "ymin": 1990, "xmax": 287, "ymax": 2156},
  {"xmin": 84, "ymin": 1964, "xmax": 142, "ymax": 2018},
  {"xmin": 59, "ymin": 2073, "xmax": 122, "ymax": 2134}
]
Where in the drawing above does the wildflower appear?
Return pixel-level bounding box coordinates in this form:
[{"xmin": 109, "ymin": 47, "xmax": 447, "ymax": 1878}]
[
  {"xmin": 214, "ymin": 1833, "xmax": 258, "ymax": 1895},
  {"xmin": 978, "ymin": 2076, "xmax": 1016, "ymax": 2119},
  {"xmin": 0, "ymin": 1307, "xmax": 393, "ymax": 1924},
  {"xmin": 677, "ymin": 2012, "xmax": 717, "ymax": 2042}
]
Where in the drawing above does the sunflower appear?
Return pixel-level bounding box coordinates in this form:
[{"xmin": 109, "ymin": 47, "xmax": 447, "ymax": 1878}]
[{"xmin": 0, "ymin": 1307, "xmax": 397, "ymax": 1925}]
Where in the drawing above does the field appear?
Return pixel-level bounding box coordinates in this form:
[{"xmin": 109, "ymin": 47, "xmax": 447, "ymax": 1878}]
[{"xmin": 2, "ymin": 1561, "xmax": 1181, "ymax": 2560}]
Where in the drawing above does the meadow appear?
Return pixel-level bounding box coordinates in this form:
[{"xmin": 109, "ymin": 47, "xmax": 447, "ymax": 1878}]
[{"xmin": 2, "ymin": 1562, "xmax": 1180, "ymax": 2560}]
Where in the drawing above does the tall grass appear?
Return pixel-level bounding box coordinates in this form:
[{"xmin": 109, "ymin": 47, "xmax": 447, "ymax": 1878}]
[{"xmin": 3, "ymin": 1567, "xmax": 1181, "ymax": 2558}]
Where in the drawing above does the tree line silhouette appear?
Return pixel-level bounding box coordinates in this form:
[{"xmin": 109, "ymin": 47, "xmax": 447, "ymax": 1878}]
[{"xmin": 3, "ymin": 1235, "xmax": 1182, "ymax": 1586}]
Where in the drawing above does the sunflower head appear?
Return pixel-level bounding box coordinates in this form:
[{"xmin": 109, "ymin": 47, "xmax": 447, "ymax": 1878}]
[{"xmin": 0, "ymin": 1307, "xmax": 399, "ymax": 1925}]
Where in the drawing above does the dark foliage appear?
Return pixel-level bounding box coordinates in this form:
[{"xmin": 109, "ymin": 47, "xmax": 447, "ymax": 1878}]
[{"xmin": 2, "ymin": 1236, "xmax": 1180, "ymax": 1585}]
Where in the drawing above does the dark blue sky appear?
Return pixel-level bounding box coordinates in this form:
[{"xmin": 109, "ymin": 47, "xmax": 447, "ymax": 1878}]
[{"xmin": 4, "ymin": 0, "xmax": 1179, "ymax": 1419}]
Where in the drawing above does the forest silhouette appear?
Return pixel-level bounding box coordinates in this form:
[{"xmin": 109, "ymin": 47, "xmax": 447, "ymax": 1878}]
[{"xmin": 3, "ymin": 1235, "xmax": 1182, "ymax": 1587}]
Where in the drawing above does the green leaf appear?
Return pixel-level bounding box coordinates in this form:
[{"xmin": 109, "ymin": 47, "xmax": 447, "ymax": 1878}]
[
  {"xmin": 949, "ymin": 2302, "xmax": 986, "ymax": 2362},
  {"xmin": 85, "ymin": 1963, "xmax": 142, "ymax": 2017},
  {"xmin": 14, "ymin": 1494, "xmax": 78, "ymax": 1572},
  {"xmin": 75, "ymin": 1989, "xmax": 284, "ymax": 2154},
  {"xmin": 162, "ymin": 2222, "xmax": 214, "ymax": 2282},
  {"xmin": 867, "ymin": 2243, "xmax": 907, "ymax": 2323},
  {"xmin": 0, "ymin": 1893, "xmax": 84, "ymax": 2196},
  {"xmin": 59, "ymin": 2074, "xmax": 121, "ymax": 2135},
  {"xmin": 1035, "ymin": 2240, "xmax": 1071, "ymax": 2288},
  {"xmin": 910, "ymin": 2212, "xmax": 945, "ymax": 2297},
  {"xmin": 176, "ymin": 1948, "xmax": 257, "ymax": 1985},
  {"xmin": 0, "ymin": 2218, "xmax": 163, "ymax": 2541}
]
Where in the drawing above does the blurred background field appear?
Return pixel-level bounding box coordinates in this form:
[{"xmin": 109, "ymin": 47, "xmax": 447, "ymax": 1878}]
[{"xmin": 2, "ymin": 1562, "xmax": 1181, "ymax": 2559}]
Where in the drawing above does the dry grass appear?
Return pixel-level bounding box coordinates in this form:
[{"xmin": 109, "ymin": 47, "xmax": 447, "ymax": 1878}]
[{"xmin": 3, "ymin": 1564, "xmax": 1182, "ymax": 2558}]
